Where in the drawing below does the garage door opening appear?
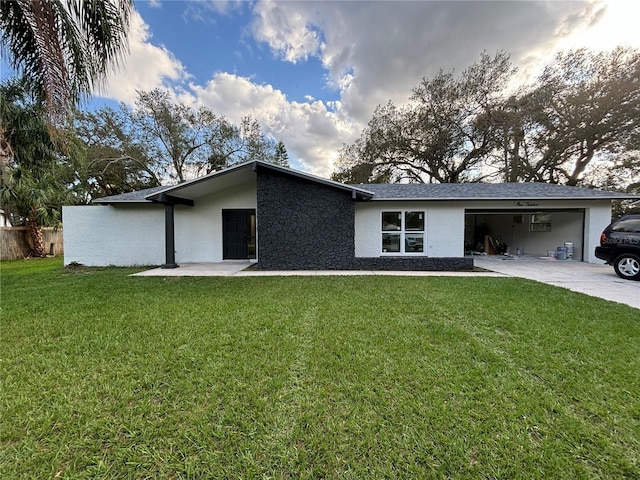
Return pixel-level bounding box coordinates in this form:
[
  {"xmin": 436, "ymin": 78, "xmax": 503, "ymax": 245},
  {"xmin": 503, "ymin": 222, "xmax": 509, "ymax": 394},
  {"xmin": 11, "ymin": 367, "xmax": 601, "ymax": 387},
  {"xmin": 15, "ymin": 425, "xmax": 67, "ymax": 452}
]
[{"xmin": 465, "ymin": 209, "xmax": 585, "ymax": 261}]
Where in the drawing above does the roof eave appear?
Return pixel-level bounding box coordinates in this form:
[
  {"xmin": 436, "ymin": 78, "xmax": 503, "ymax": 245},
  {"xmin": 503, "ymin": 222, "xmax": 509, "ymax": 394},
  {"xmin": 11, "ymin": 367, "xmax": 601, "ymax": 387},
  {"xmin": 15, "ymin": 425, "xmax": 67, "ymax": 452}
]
[
  {"xmin": 369, "ymin": 195, "xmax": 638, "ymax": 201},
  {"xmin": 141, "ymin": 161, "xmax": 257, "ymax": 201},
  {"xmin": 92, "ymin": 199, "xmax": 156, "ymax": 205}
]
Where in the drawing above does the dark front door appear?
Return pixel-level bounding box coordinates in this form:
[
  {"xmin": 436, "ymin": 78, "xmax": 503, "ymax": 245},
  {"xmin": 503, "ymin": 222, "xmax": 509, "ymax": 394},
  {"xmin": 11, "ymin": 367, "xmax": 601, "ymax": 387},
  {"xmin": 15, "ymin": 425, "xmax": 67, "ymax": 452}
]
[{"xmin": 222, "ymin": 209, "xmax": 256, "ymax": 259}]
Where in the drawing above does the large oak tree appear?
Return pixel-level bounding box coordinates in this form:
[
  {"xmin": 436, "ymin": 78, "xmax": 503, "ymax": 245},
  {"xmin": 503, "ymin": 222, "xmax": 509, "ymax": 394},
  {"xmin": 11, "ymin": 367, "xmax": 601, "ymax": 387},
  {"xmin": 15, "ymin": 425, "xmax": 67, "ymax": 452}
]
[
  {"xmin": 510, "ymin": 47, "xmax": 640, "ymax": 186},
  {"xmin": 74, "ymin": 89, "xmax": 290, "ymax": 198},
  {"xmin": 333, "ymin": 52, "xmax": 515, "ymax": 183},
  {"xmin": 335, "ymin": 48, "xmax": 639, "ymax": 190}
]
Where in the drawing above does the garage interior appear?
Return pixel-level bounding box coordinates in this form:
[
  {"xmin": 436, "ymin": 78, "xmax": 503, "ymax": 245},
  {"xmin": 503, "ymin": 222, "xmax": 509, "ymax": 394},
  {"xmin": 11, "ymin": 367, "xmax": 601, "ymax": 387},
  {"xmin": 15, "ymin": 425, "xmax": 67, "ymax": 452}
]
[{"xmin": 464, "ymin": 209, "xmax": 585, "ymax": 261}]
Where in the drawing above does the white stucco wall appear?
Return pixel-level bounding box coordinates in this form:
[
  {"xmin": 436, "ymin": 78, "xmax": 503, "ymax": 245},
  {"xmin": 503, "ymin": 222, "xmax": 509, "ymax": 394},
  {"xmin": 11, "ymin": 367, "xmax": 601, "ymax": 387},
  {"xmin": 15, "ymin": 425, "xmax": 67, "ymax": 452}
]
[
  {"xmin": 65, "ymin": 183, "xmax": 614, "ymax": 266},
  {"xmin": 174, "ymin": 182, "xmax": 256, "ymax": 263},
  {"xmin": 355, "ymin": 199, "xmax": 613, "ymax": 263},
  {"xmin": 355, "ymin": 202, "xmax": 465, "ymax": 257},
  {"xmin": 63, "ymin": 204, "xmax": 165, "ymax": 266},
  {"xmin": 584, "ymin": 204, "xmax": 613, "ymax": 263},
  {"xmin": 63, "ymin": 180, "xmax": 257, "ymax": 266}
]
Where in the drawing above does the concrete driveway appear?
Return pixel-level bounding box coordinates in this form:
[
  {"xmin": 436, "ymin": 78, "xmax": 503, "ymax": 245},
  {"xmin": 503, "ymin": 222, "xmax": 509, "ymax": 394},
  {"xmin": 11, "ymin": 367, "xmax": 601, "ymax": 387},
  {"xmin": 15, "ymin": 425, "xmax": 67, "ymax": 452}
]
[{"xmin": 473, "ymin": 255, "xmax": 639, "ymax": 309}]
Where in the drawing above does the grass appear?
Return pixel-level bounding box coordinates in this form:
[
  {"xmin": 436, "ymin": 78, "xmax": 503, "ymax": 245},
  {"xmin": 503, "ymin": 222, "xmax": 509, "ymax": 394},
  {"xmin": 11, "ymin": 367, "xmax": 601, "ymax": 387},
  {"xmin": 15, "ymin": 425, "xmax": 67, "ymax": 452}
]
[{"xmin": 1, "ymin": 258, "xmax": 639, "ymax": 479}]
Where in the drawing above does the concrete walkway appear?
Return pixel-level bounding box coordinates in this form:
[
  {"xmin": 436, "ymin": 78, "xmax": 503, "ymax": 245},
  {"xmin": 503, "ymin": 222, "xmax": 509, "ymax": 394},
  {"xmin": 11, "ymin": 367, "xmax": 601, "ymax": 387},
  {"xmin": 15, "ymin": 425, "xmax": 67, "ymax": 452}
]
[
  {"xmin": 132, "ymin": 256, "xmax": 639, "ymax": 309},
  {"xmin": 132, "ymin": 261, "xmax": 504, "ymax": 278}
]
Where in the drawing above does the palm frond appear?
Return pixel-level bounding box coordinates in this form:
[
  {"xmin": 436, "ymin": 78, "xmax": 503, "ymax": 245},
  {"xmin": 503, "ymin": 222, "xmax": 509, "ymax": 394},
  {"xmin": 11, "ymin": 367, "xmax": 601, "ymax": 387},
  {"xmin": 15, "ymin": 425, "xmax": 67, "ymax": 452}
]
[{"xmin": 0, "ymin": 0, "xmax": 133, "ymax": 127}]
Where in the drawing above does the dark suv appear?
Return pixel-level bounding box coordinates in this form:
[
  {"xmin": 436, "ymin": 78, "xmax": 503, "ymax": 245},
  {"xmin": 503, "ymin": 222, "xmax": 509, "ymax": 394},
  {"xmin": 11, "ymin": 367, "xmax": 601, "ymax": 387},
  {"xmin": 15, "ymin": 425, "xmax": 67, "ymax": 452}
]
[{"xmin": 595, "ymin": 212, "xmax": 640, "ymax": 280}]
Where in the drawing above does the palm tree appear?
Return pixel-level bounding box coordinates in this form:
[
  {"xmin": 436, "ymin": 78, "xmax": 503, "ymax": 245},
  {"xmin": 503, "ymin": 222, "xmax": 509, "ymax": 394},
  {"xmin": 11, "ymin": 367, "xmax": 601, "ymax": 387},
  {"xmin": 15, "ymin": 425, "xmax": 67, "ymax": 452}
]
[
  {"xmin": 1, "ymin": 165, "xmax": 67, "ymax": 257},
  {"xmin": 0, "ymin": 0, "xmax": 133, "ymax": 129},
  {"xmin": 0, "ymin": 78, "xmax": 72, "ymax": 257},
  {"xmin": 1, "ymin": 1, "xmax": 132, "ymax": 255}
]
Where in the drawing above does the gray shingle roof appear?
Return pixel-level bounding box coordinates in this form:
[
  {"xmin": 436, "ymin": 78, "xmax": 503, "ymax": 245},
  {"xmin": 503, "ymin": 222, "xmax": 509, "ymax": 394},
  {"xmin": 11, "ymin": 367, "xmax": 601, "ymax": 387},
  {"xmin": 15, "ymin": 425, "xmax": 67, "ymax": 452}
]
[
  {"xmin": 351, "ymin": 182, "xmax": 637, "ymax": 200},
  {"xmin": 93, "ymin": 185, "xmax": 168, "ymax": 203},
  {"xmin": 92, "ymin": 172, "xmax": 638, "ymax": 204}
]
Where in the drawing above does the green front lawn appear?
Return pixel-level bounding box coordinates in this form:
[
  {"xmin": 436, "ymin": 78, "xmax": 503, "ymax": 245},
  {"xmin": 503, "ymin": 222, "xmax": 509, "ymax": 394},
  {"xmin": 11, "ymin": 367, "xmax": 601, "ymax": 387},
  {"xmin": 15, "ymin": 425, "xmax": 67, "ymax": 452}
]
[{"xmin": 1, "ymin": 258, "xmax": 638, "ymax": 478}]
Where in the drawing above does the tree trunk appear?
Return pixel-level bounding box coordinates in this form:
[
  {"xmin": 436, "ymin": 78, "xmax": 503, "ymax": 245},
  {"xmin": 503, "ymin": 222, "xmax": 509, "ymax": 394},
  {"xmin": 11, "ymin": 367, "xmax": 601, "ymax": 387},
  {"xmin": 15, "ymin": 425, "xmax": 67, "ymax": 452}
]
[
  {"xmin": 509, "ymin": 133, "xmax": 523, "ymax": 182},
  {"xmin": 28, "ymin": 219, "xmax": 47, "ymax": 257},
  {"xmin": 567, "ymin": 147, "xmax": 595, "ymax": 186},
  {"xmin": 0, "ymin": 126, "xmax": 13, "ymax": 184}
]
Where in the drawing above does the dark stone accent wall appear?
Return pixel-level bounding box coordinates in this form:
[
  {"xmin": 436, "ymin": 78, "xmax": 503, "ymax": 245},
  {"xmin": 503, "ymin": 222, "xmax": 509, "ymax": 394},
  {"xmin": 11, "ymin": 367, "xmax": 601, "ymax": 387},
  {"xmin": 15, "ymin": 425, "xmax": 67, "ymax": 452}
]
[
  {"xmin": 352, "ymin": 257, "xmax": 473, "ymax": 271},
  {"xmin": 256, "ymin": 169, "xmax": 356, "ymax": 269},
  {"xmin": 255, "ymin": 169, "xmax": 474, "ymax": 271}
]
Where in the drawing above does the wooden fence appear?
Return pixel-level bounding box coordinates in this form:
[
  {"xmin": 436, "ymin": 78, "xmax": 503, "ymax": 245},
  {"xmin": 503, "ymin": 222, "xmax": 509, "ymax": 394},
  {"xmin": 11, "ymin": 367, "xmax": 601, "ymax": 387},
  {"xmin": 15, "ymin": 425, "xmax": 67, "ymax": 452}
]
[{"xmin": 0, "ymin": 227, "xmax": 64, "ymax": 260}]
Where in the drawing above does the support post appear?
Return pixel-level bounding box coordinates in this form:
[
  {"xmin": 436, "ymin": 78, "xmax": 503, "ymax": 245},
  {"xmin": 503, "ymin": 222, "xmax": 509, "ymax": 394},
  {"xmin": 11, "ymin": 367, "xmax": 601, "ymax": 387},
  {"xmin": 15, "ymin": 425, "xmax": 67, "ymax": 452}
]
[{"xmin": 162, "ymin": 203, "xmax": 178, "ymax": 268}]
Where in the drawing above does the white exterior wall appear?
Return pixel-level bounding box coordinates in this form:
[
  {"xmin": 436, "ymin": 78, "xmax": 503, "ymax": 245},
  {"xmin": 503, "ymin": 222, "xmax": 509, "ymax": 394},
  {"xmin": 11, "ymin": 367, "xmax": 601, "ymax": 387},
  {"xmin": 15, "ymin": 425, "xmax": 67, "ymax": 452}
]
[
  {"xmin": 63, "ymin": 205, "xmax": 165, "ymax": 266},
  {"xmin": 174, "ymin": 181, "xmax": 256, "ymax": 263},
  {"xmin": 355, "ymin": 202, "xmax": 465, "ymax": 257},
  {"xmin": 63, "ymin": 180, "xmax": 256, "ymax": 266},
  {"xmin": 64, "ymin": 182, "xmax": 614, "ymax": 266},
  {"xmin": 355, "ymin": 199, "xmax": 612, "ymax": 263},
  {"xmin": 584, "ymin": 204, "xmax": 613, "ymax": 263}
]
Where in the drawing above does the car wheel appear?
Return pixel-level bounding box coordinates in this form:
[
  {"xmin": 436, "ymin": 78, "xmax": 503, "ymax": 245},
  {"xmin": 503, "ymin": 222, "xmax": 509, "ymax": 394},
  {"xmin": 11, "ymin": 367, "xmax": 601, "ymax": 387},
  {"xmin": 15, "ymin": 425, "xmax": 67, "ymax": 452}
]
[{"xmin": 613, "ymin": 253, "xmax": 640, "ymax": 281}]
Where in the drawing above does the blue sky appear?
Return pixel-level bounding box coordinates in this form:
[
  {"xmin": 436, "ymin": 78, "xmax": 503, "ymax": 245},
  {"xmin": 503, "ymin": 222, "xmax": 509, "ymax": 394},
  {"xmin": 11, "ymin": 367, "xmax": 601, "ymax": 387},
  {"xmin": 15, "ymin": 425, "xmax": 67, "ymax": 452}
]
[
  {"xmin": 134, "ymin": 1, "xmax": 337, "ymax": 105},
  {"xmin": 3, "ymin": 1, "xmax": 639, "ymax": 177}
]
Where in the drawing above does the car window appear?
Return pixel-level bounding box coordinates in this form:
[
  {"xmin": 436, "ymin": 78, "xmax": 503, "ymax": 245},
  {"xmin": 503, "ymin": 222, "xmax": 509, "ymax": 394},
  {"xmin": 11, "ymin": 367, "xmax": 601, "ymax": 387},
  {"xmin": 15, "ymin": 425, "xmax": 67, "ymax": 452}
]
[{"xmin": 611, "ymin": 217, "xmax": 640, "ymax": 233}]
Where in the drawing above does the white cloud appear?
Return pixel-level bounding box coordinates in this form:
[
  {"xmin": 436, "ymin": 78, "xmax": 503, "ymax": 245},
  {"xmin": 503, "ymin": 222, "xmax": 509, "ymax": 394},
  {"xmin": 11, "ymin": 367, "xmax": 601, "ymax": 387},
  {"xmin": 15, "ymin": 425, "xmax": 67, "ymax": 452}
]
[
  {"xmin": 251, "ymin": 0, "xmax": 323, "ymax": 63},
  {"xmin": 100, "ymin": 11, "xmax": 189, "ymax": 104},
  {"xmin": 189, "ymin": 73, "xmax": 358, "ymax": 176},
  {"xmin": 555, "ymin": 0, "xmax": 640, "ymax": 51},
  {"xmin": 250, "ymin": 0, "xmax": 603, "ymax": 124},
  {"xmin": 96, "ymin": 9, "xmax": 354, "ymax": 176},
  {"xmin": 241, "ymin": 0, "xmax": 640, "ymax": 175},
  {"xmin": 98, "ymin": 0, "xmax": 638, "ymax": 178}
]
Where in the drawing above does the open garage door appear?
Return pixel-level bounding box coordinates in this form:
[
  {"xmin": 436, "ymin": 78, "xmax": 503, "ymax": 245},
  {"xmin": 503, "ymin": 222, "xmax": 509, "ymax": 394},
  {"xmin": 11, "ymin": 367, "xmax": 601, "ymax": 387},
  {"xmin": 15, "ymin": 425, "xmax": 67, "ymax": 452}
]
[{"xmin": 465, "ymin": 209, "xmax": 585, "ymax": 261}]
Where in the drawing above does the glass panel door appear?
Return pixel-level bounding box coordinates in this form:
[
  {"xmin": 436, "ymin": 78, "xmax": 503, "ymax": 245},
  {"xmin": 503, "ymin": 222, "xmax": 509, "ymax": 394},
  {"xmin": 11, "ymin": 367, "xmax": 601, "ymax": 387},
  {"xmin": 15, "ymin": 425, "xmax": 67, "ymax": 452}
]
[{"xmin": 223, "ymin": 209, "xmax": 256, "ymax": 259}]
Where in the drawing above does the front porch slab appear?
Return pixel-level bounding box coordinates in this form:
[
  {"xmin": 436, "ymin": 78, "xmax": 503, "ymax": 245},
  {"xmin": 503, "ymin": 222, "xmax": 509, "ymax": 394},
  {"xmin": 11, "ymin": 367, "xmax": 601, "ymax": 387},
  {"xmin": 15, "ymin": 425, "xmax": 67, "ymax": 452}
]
[{"xmin": 132, "ymin": 261, "xmax": 252, "ymax": 277}]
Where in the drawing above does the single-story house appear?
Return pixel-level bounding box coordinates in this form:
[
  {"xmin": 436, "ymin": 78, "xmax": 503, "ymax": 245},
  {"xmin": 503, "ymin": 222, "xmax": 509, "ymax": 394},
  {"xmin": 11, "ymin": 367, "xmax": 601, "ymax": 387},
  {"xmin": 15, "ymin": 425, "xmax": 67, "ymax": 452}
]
[{"xmin": 63, "ymin": 160, "xmax": 638, "ymax": 270}]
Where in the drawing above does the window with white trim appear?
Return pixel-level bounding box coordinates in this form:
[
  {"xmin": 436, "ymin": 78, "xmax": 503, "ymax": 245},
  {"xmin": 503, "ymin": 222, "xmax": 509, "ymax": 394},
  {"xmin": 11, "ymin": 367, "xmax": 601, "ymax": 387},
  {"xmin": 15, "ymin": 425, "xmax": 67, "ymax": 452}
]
[{"xmin": 381, "ymin": 211, "xmax": 425, "ymax": 254}]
